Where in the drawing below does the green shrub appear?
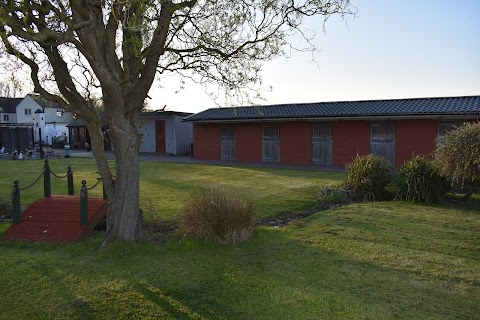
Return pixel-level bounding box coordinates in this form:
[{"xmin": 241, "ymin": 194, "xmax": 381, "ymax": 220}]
[
  {"xmin": 394, "ymin": 156, "xmax": 449, "ymax": 203},
  {"xmin": 317, "ymin": 185, "xmax": 353, "ymax": 206},
  {"xmin": 0, "ymin": 197, "xmax": 13, "ymax": 219},
  {"xmin": 180, "ymin": 186, "xmax": 255, "ymax": 244},
  {"xmin": 434, "ymin": 121, "xmax": 480, "ymax": 199},
  {"xmin": 343, "ymin": 154, "xmax": 393, "ymax": 201}
]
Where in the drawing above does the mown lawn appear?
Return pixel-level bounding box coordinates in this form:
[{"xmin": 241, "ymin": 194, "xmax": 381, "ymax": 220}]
[
  {"xmin": 0, "ymin": 158, "xmax": 342, "ymax": 220},
  {"xmin": 0, "ymin": 159, "xmax": 479, "ymax": 319},
  {"xmin": 0, "ymin": 202, "xmax": 479, "ymax": 319}
]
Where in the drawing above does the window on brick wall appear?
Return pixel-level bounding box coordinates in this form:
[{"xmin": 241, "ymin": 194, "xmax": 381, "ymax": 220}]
[
  {"xmin": 371, "ymin": 121, "xmax": 395, "ymax": 166},
  {"xmin": 262, "ymin": 124, "xmax": 280, "ymax": 163},
  {"xmin": 312, "ymin": 123, "xmax": 332, "ymax": 165},
  {"xmin": 437, "ymin": 120, "xmax": 463, "ymax": 145},
  {"xmin": 221, "ymin": 126, "xmax": 235, "ymax": 160}
]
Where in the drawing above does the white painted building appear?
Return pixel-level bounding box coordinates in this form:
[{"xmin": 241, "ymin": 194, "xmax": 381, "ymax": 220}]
[
  {"xmin": 139, "ymin": 111, "xmax": 193, "ymax": 155},
  {"xmin": 16, "ymin": 95, "xmax": 74, "ymax": 144},
  {"xmin": 0, "ymin": 97, "xmax": 21, "ymax": 124},
  {"xmin": 0, "ymin": 95, "xmax": 74, "ymax": 150}
]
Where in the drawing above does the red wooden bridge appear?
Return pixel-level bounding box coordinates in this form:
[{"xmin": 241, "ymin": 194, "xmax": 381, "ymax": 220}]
[
  {"xmin": 2, "ymin": 160, "xmax": 109, "ymax": 243},
  {"xmin": 2, "ymin": 195, "xmax": 108, "ymax": 243}
]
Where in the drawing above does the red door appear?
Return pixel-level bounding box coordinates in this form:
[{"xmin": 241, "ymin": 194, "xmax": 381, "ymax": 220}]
[{"xmin": 155, "ymin": 120, "xmax": 166, "ymax": 153}]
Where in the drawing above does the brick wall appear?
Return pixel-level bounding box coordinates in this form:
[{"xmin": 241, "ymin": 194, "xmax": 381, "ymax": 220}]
[
  {"xmin": 193, "ymin": 119, "xmax": 442, "ymax": 168},
  {"xmin": 280, "ymin": 122, "xmax": 312, "ymax": 165},
  {"xmin": 332, "ymin": 121, "xmax": 370, "ymax": 167},
  {"xmin": 395, "ymin": 119, "xmax": 437, "ymax": 166},
  {"xmin": 236, "ymin": 123, "xmax": 263, "ymax": 162},
  {"xmin": 193, "ymin": 123, "xmax": 220, "ymax": 160}
]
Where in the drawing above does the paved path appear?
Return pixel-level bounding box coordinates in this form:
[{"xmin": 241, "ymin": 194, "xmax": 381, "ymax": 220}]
[{"xmin": 67, "ymin": 149, "xmax": 344, "ymax": 172}]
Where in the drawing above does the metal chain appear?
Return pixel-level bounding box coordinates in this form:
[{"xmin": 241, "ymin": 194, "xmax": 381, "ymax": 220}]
[
  {"xmin": 50, "ymin": 170, "xmax": 68, "ymax": 179},
  {"xmin": 19, "ymin": 169, "xmax": 45, "ymax": 191},
  {"xmin": 86, "ymin": 178, "xmax": 102, "ymax": 191}
]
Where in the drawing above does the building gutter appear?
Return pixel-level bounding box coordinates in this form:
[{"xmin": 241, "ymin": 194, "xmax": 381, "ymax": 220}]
[
  {"xmin": 0, "ymin": 123, "xmax": 34, "ymax": 128},
  {"xmin": 184, "ymin": 113, "xmax": 480, "ymax": 123}
]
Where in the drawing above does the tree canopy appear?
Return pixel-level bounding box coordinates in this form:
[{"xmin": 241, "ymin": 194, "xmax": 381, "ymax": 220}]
[
  {"xmin": 0, "ymin": 0, "xmax": 353, "ymax": 244},
  {"xmin": 435, "ymin": 121, "xmax": 480, "ymax": 199}
]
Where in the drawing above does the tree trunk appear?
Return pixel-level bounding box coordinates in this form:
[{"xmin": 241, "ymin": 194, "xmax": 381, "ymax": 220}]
[{"xmin": 102, "ymin": 121, "xmax": 146, "ymax": 245}]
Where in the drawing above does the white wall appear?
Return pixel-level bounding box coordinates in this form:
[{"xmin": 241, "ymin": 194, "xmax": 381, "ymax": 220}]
[
  {"xmin": 43, "ymin": 106, "xmax": 74, "ymax": 124},
  {"xmin": 0, "ymin": 113, "xmax": 16, "ymax": 123},
  {"xmin": 139, "ymin": 120, "xmax": 156, "ymax": 152},
  {"xmin": 33, "ymin": 111, "xmax": 45, "ymax": 142},
  {"xmin": 165, "ymin": 117, "xmax": 174, "ymax": 154},
  {"xmin": 16, "ymin": 95, "xmax": 73, "ymax": 125},
  {"xmin": 15, "ymin": 95, "xmax": 39, "ymax": 124},
  {"xmin": 173, "ymin": 115, "xmax": 193, "ymax": 155},
  {"xmin": 138, "ymin": 115, "xmax": 193, "ymax": 155}
]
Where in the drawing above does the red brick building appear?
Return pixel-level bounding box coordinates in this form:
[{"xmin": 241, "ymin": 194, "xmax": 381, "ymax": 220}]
[{"xmin": 184, "ymin": 96, "xmax": 480, "ymax": 168}]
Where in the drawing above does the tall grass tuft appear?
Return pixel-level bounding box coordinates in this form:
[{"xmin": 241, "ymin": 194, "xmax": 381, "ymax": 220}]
[
  {"xmin": 317, "ymin": 185, "xmax": 353, "ymax": 207},
  {"xmin": 395, "ymin": 156, "xmax": 449, "ymax": 203},
  {"xmin": 180, "ymin": 186, "xmax": 255, "ymax": 244},
  {"xmin": 343, "ymin": 154, "xmax": 393, "ymax": 201},
  {"xmin": 0, "ymin": 197, "xmax": 13, "ymax": 219}
]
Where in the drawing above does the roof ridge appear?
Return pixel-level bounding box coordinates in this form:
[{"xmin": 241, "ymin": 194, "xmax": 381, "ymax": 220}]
[
  {"xmin": 185, "ymin": 96, "xmax": 480, "ymax": 122},
  {"xmin": 218, "ymin": 95, "xmax": 480, "ymax": 110}
]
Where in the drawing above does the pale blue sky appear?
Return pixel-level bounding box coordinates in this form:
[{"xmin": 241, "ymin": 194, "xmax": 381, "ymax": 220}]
[{"xmin": 149, "ymin": 0, "xmax": 480, "ymax": 113}]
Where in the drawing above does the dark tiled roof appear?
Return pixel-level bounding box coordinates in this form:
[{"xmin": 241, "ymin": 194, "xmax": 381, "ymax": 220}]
[
  {"xmin": 29, "ymin": 95, "xmax": 60, "ymax": 109},
  {"xmin": 184, "ymin": 96, "xmax": 480, "ymax": 122},
  {"xmin": 0, "ymin": 97, "xmax": 23, "ymax": 113},
  {"xmin": 141, "ymin": 110, "xmax": 192, "ymax": 117},
  {"xmin": 67, "ymin": 118, "xmax": 86, "ymax": 127}
]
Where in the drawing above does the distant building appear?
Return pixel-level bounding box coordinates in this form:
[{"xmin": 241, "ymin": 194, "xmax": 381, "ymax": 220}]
[
  {"xmin": 0, "ymin": 95, "xmax": 74, "ymax": 151},
  {"xmin": 67, "ymin": 110, "xmax": 193, "ymax": 154},
  {"xmin": 0, "ymin": 97, "xmax": 22, "ymax": 124},
  {"xmin": 139, "ymin": 110, "xmax": 193, "ymax": 155},
  {"xmin": 184, "ymin": 96, "xmax": 480, "ymax": 168},
  {"xmin": 66, "ymin": 118, "xmax": 91, "ymax": 149}
]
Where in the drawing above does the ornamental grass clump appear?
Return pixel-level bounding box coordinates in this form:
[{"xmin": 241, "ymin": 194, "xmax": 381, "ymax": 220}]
[
  {"xmin": 0, "ymin": 197, "xmax": 13, "ymax": 219},
  {"xmin": 343, "ymin": 154, "xmax": 393, "ymax": 201},
  {"xmin": 317, "ymin": 185, "xmax": 353, "ymax": 207},
  {"xmin": 434, "ymin": 121, "xmax": 480, "ymax": 199},
  {"xmin": 394, "ymin": 156, "xmax": 449, "ymax": 203},
  {"xmin": 180, "ymin": 186, "xmax": 255, "ymax": 244}
]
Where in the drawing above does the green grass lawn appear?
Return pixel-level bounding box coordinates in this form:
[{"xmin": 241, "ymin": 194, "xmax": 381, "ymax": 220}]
[
  {"xmin": 0, "ymin": 158, "xmax": 342, "ymax": 219},
  {"xmin": 0, "ymin": 159, "xmax": 479, "ymax": 319},
  {"xmin": 0, "ymin": 202, "xmax": 479, "ymax": 319}
]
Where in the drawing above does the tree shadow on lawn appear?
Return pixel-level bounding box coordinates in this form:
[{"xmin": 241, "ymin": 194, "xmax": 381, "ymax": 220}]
[
  {"xmin": 1, "ymin": 201, "xmax": 479, "ymax": 319},
  {"xmin": 443, "ymin": 194, "xmax": 480, "ymax": 213},
  {"xmin": 126, "ymin": 223, "xmax": 480, "ymax": 320}
]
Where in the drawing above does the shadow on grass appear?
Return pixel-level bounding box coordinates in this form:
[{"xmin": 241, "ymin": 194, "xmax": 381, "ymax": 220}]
[{"xmin": 1, "ymin": 201, "xmax": 479, "ymax": 319}]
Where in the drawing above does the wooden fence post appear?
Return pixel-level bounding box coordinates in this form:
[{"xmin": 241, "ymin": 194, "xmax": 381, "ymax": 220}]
[
  {"xmin": 102, "ymin": 184, "xmax": 108, "ymax": 200},
  {"xmin": 43, "ymin": 159, "xmax": 51, "ymax": 198},
  {"xmin": 67, "ymin": 166, "xmax": 74, "ymax": 196},
  {"xmin": 11, "ymin": 180, "xmax": 21, "ymax": 225},
  {"xmin": 80, "ymin": 180, "xmax": 88, "ymax": 226}
]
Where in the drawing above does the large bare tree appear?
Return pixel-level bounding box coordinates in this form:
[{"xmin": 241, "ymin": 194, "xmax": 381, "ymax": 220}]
[{"xmin": 0, "ymin": 0, "xmax": 353, "ymax": 244}]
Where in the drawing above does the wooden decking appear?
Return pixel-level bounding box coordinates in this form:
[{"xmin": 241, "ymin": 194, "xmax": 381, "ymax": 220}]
[{"xmin": 2, "ymin": 195, "xmax": 109, "ymax": 243}]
